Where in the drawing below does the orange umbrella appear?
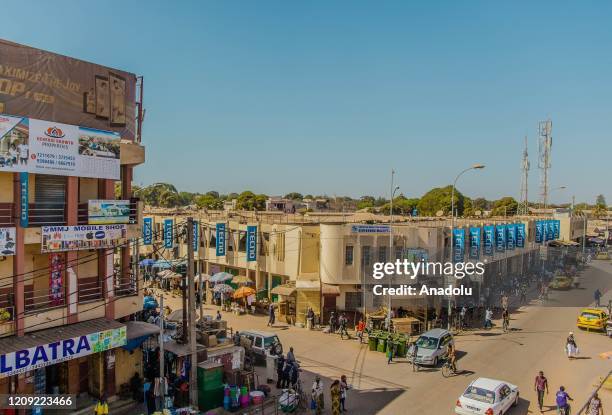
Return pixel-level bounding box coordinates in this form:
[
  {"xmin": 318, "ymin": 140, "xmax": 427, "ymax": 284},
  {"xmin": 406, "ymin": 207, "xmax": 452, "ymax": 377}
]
[{"xmin": 233, "ymin": 286, "xmax": 256, "ymax": 299}]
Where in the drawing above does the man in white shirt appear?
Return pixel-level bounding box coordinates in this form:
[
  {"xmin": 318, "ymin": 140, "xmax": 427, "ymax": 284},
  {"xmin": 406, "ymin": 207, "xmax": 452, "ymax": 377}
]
[{"xmin": 17, "ymin": 142, "xmax": 28, "ymax": 165}]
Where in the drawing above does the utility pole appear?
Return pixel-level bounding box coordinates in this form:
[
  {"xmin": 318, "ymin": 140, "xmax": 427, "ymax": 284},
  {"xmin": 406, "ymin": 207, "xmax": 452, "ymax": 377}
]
[
  {"xmin": 159, "ymin": 294, "xmax": 165, "ymax": 406},
  {"xmin": 187, "ymin": 217, "xmax": 198, "ymax": 408},
  {"xmin": 388, "ymin": 169, "xmax": 398, "ymax": 331},
  {"xmin": 519, "ymin": 136, "xmax": 530, "ymax": 215}
]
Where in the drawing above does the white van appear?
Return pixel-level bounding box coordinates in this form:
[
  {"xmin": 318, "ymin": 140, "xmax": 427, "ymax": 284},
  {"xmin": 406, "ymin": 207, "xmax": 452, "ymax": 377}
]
[{"xmin": 239, "ymin": 330, "xmax": 283, "ymax": 362}]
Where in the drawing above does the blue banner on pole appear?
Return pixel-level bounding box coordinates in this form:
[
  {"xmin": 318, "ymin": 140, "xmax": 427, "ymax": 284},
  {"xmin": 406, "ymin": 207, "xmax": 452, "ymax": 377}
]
[
  {"xmin": 535, "ymin": 221, "xmax": 543, "ymax": 243},
  {"xmin": 216, "ymin": 223, "xmax": 226, "ymax": 257},
  {"xmin": 143, "ymin": 217, "xmax": 152, "ymax": 245},
  {"xmin": 506, "ymin": 224, "xmax": 516, "ymax": 250},
  {"xmin": 516, "ymin": 223, "xmax": 525, "ymax": 248},
  {"xmin": 547, "ymin": 220, "xmax": 555, "ymax": 241},
  {"xmin": 453, "ymin": 229, "xmax": 465, "ymax": 262},
  {"xmin": 483, "ymin": 225, "xmax": 494, "ymax": 256},
  {"xmin": 553, "ymin": 220, "xmax": 560, "ymax": 240},
  {"xmin": 496, "ymin": 224, "xmax": 506, "ymax": 252},
  {"xmin": 163, "ymin": 219, "xmax": 174, "ymax": 249},
  {"xmin": 469, "ymin": 227, "xmax": 481, "ymax": 259},
  {"xmin": 247, "ymin": 225, "xmax": 257, "ymax": 262},
  {"xmin": 193, "ymin": 220, "xmax": 199, "ymax": 251},
  {"xmin": 19, "ymin": 172, "xmax": 28, "ymax": 228}
]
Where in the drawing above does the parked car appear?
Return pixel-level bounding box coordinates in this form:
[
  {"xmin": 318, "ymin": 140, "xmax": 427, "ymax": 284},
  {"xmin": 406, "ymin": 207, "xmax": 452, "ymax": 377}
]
[
  {"xmin": 455, "ymin": 377, "xmax": 519, "ymax": 415},
  {"xmin": 576, "ymin": 308, "xmax": 608, "ymax": 332},
  {"xmin": 408, "ymin": 328, "xmax": 454, "ymax": 367},
  {"xmin": 548, "ymin": 275, "xmax": 572, "ymax": 290},
  {"xmin": 240, "ymin": 330, "xmax": 283, "ymax": 362}
]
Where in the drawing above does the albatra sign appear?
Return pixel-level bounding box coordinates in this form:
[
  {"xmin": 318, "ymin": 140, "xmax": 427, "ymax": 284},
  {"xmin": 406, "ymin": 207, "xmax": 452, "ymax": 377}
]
[{"xmin": 0, "ymin": 326, "xmax": 126, "ymax": 377}]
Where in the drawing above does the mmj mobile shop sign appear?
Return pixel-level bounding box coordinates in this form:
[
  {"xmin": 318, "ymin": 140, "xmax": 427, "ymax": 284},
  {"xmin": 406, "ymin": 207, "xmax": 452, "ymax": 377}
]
[
  {"xmin": 0, "ymin": 114, "xmax": 121, "ymax": 180},
  {"xmin": 0, "ymin": 326, "xmax": 126, "ymax": 377},
  {"xmin": 41, "ymin": 224, "xmax": 127, "ymax": 253}
]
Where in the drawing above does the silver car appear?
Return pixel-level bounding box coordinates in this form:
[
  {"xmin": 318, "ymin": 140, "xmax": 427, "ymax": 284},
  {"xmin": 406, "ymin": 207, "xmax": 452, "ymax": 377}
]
[{"xmin": 409, "ymin": 328, "xmax": 454, "ymax": 366}]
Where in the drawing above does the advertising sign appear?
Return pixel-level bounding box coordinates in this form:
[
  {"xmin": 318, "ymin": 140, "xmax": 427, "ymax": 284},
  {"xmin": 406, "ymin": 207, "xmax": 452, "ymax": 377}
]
[
  {"xmin": 0, "ymin": 325, "xmax": 127, "ymax": 377},
  {"xmin": 546, "ymin": 220, "xmax": 555, "ymax": 241},
  {"xmin": 41, "ymin": 225, "xmax": 127, "ymax": 253},
  {"xmin": 506, "ymin": 224, "xmax": 516, "ymax": 250},
  {"xmin": 216, "ymin": 223, "xmax": 226, "ymax": 257},
  {"xmin": 469, "ymin": 227, "xmax": 481, "ymax": 260},
  {"xmin": 19, "ymin": 172, "xmax": 28, "ymax": 227},
  {"xmin": 49, "ymin": 254, "xmax": 64, "ymax": 306},
  {"xmin": 0, "ymin": 115, "xmax": 120, "ymax": 180},
  {"xmin": 516, "ymin": 223, "xmax": 525, "ymax": 248},
  {"xmin": 553, "ymin": 220, "xmax": 560, "ymax": 239},
  {"xmin": 88, "ymin": 200, "xmax": 130, "ymax": 224},
  {"xmin": 535, "ymin": 221, "xmax": 543, "ymax": 243},
  {"xmin": 452, "ymin": 229, "xmax": 465, "ymax": 262},
  {"xmin": 247, "ymin": 225, "xmax": 257, "ymax": 262},
  {"xmin": 142, "ymin": 217, "xmax": 152, "ymax": 246},
  {"xmin": 192, "ymin": 221, "xmax": 199, "ymax": 251},
  {"xmin": 0, "ymin": 39, "xmax": 136, "ymax": 140},
  {"xmin": 163, "ymin": 219, "xmax": 174, "ymax": 249},
  {"xmin": 483, "ymin": 225, "xmax": 494, "ymax": 256},
  {"xmin": 350, "ymin": 225, "xmax": 391, "ymax": 233},
  {"xmin": 0, "ymin": 227, "xmax": 16, "ymax": 256},
  {"xmin": 495, "ymin": 224, "xmax": 506, "ymax": 252}
]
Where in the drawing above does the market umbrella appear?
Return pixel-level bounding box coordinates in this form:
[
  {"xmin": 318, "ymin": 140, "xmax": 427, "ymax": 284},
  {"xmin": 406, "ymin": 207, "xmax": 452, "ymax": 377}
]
[
  {"xmin": 213, "ymin": 283, "xmax": 234, "ymax": 294},
  {"xmin": 139, "ymin": 259, "xmax": 155, "ymax": 266},
  {"xmin": 210, "ymin": 272, "xmax": 234, "ymax": 283},
  {"xmin": 233, "ymin": 286, "xmax": 256, "ymax": 299},
  {"xmin": 194, "ymin": 273, "xmax": 211, "ymax": 283},
  {"xmin": 166, "ymin": 309, "xmax": 184, "ymax": 322},
  {"xmin": 231, "ymin": 275, "xmax": 252, "ymax": 285}
]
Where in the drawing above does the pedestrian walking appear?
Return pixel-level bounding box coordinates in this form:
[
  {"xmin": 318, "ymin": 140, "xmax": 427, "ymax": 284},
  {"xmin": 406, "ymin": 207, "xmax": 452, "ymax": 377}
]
[
  {"xmin": 594, "ymin": 288, "xmax": 602, "ymax": 307},
  {"xmin": 307, "ymin": 307, "xmax": 315, "ymax": 330},
  {"xmin": 330, "ymin": 379, "xmax": 341, "ymax": 415},
  {"xmin": 311, "ymin": 376, "xmax": 324, "ymax": 415},
  {"xmin": 339, "ymin": 313, "xmax": 349, "ymax": 339},
  {"xmin": 356, "ymin": 319, "xmax": 365, "ymax": 344},
  {"xmin": 520, "ymin": 285, "xmax": 527, "ymax": 304},
  {"xmin": 340, "ymin": 375, "xmax": 349, "ymax": 412},
  {"xmin": 534, "ymin": 370, "xmax": 549, "ymax": 413},
  {"xmin": 286, "ymin": 346, "xmax": 296, "ymax": 365},
  {"xmin": 387, "ymin": 341, "xmax": 397, "ymax": 364},
  {"xmin": 289, "ymin": 362, "xmax": 299, "ymax": 388},
  {"xmin": 484, "ymin": 307, "xmax": 493, "ymax": 329},
  {"xmin": 276, "ymin": 355, "xmax": 285, "ymax": 388},
  {"xmin": 329, "ymin": 311, "xmax": 337, "ymax": 334},
  {"xmin": 587, "ymin": 392, "xmax": 603, "ymax": 415},
  {"xmin": 268, "ymin": 303, "xmax": 276, "ymax": 327},
  {"xmin": 282, "ymin": 360, "xmax": 292, "ymax": 389},
  {"xmin": 411, "ymin": 342, "xmax": 419, "ymax": 372},
  {"xmin": 555, "ymin": 386, "xmax": 573, "ymax": 415},
  {"xmin": 566, "ymin": 332, "xmax": 579, "ymax": 359}
]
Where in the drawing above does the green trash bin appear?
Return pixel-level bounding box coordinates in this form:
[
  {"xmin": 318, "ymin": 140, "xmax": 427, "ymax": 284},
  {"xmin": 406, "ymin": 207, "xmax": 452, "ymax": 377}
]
[
  {"xmin": 377, "ymin": 337, "xmax": 387, "ymax": 353},
  {"xmin": 396, "ymin": 340, "xmax": 406, "ymax": 357},
  {"xmin": 368, "ymin": 336, "xmax": 377, "ymax": 351}
]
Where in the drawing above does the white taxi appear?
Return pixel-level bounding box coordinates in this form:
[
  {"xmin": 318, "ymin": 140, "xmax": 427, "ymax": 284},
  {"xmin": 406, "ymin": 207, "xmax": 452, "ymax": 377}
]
[{"xmin": 455, "ymin": 378, "xmax": 519, "ymax": 415}]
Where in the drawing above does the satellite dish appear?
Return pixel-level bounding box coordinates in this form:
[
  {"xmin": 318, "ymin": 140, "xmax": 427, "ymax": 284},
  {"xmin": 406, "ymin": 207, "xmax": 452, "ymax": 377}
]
[
  {"xmin": 475, "ymin": 210, "xmax": 482, "ymax": 217},
  {"xmin": 436, "ymin": 210, "xmax": 444, "ymax": 217}
]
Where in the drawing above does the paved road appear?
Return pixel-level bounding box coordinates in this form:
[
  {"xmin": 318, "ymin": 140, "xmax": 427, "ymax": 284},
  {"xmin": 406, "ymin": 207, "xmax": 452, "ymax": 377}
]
[{"xmin": 160, "ymin": 261, "xmax": 612, "ymax": 414}]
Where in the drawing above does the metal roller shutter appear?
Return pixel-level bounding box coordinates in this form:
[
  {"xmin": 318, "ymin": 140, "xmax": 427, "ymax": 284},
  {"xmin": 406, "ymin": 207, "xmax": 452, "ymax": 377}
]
[{"xmin": 35, "ymin": 175, "xmax": 66, "ymax": 204}]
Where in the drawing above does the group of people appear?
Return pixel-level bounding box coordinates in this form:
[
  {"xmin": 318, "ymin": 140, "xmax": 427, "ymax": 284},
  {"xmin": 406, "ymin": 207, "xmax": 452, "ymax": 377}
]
[
  {"xmin": 534, "ymin": 371, "xmax": 603, "ymax": 415},
  {"xmin": 328, "ymin": 311, "xmax": 351, "ymax": 339},
  {"xmin": 276, "ymin": 347, "xmax": 299, "ymax": 389},
  {"xmin": 311, "ymin": 375, "xmax": 350, "ymax": 415}
]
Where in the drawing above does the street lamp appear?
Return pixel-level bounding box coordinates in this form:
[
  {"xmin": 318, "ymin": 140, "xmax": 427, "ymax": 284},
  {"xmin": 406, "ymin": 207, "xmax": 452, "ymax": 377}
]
[
  {"xmin": 388, "ymin": 169, "xmax": 400, "ymax": 330},
  {"xmin": 448, "ymin": 164, "xmax": 485, "ymax": 330}
]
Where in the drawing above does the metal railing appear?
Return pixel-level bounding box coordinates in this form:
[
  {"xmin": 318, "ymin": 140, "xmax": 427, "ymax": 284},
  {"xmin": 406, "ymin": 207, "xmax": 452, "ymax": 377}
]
[
  {"xmin": 27, "ymin": 203, "xmax": 66, "ymax": 227},
  {"xmin": 24, "ymin": 286, "xmax": 66, "ymax": 313},
  {"xmin": 77, "ymin": 198, "xmax": 139, "ymax": 225},
  {"xmin": 78, "ymin": 279, "xmax": 103, "ymax": 303},
  {"xmin": 115, "ymin": 272, "xmax": 137, "ymax": 297},
  {"xmin": 0, "ymin": 203, "xmax": 15, "ymax": 226}
]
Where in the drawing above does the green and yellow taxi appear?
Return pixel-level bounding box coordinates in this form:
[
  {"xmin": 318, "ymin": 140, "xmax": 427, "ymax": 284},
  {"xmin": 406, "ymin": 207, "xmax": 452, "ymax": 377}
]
[
  {"xmin": 576, "ymin": 308, "xmax": 608, "ymax": 331},
  {"xmin": 548, "ymin": 275, "xmax": 573, "ymax": 290}
]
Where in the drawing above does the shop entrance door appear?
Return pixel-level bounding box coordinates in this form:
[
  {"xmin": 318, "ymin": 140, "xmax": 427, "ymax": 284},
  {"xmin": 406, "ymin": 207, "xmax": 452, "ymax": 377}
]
[{"xmin": 79, "ymin": 358, "xmax": 89, "ymax": 394}]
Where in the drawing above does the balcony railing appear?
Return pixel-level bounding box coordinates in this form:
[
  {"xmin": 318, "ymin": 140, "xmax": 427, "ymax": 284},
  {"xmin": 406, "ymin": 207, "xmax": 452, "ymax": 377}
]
[
  {"xmin": 78, "ymin": 278, "xmax": 103, "ymax": 303},
  {"xmin": 0, "ymin": 203, "xmax": 15, "ymax": 227},
  {"xmin": 24, "ymin": 286, "xmax": 66, "ymax": 313},
  {"xmin": 28, "ymin": 203, "xmax": 66, "ymax": 227},
  {"xmin": 77, "ymin": 198, "xmax": 139, "ymax": 225},
  {"xmin": 115, "ymin": 272, "xmax": 137, "ymax": 298}
]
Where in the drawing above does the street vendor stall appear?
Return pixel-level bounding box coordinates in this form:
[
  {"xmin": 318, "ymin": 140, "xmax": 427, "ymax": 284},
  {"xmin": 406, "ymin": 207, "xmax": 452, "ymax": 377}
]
[{"xmin": 270, "ymin": 282, "xmax": 297, "ymax": 324}]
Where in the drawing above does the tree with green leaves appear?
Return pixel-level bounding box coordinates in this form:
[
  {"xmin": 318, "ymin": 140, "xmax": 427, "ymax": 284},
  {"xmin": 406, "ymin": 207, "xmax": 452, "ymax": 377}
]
[
  {"xmin": 491, "ymin": 197, "xmax": 518, "ymax": 217},
  {"xmin": 596, "ymin": 194, "xmax": 607, "ymax": 208},
  {"xmin": 195, "ymin": 194, "xmax": 223, "ymax": 210},
  {"xmin": 381, "ymin": 195, "xmax": 419, "ymax": 215},
  {"xmin": 236, "ymin": 191, "xmax": 267, "ymax": 211},
  {"xmin": 417, "ymin": 186, "xmax": 466, "ymax": 216},
  {"xmin": 284, "ymin": 192, "xmax": 303, "ymax": 200}
]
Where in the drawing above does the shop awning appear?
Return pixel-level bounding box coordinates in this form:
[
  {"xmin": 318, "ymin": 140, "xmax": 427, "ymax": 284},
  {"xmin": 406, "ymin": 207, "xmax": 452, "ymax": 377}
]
[
  {"xmin": 0, "ymin": 318, "xmax": 124, "ymax": 357},
  {"xmin": 322, "ymin": 284, "xmax": 340, "ymax": 296},
  {"xmin": 296, "ymin": 280, "xmax": 320, "ymax": 291},
  {"xmin": 163, "ymin": 340, "xmax": 206, "ymax": 357},
  {"xmin": 271, "ymin": 284, "xmax": 296, "ymax": 296},
  {"xmin": 125, "ymin": 321, "xmax": 161, "ymax": 340}
]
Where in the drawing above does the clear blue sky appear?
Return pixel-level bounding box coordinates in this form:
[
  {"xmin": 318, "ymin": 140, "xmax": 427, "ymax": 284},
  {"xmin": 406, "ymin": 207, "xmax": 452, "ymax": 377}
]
[{"xmin": 3, "ymin": 1, "xmax": 611, "ymax": 204}]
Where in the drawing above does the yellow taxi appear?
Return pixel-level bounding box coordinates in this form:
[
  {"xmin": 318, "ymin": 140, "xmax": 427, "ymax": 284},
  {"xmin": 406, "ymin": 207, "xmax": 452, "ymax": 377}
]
[{"xmin": 576, "ymin": 308, "xmax": 608, "ymax": 331}]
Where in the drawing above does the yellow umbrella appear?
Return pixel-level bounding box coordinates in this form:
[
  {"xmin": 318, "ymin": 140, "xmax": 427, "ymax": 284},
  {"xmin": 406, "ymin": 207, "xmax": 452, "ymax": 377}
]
[{"xmin": 233, "ymin": 286, "xmax": 256, "ymax": 299}]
